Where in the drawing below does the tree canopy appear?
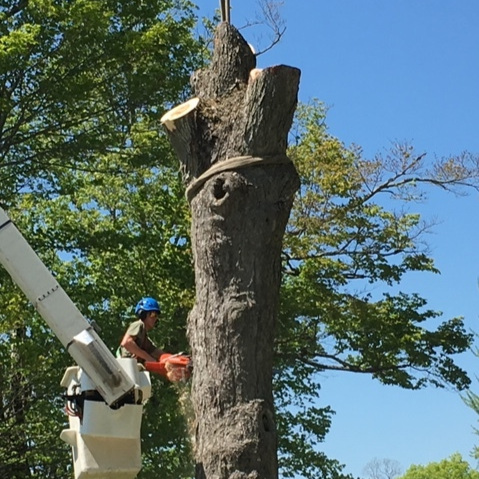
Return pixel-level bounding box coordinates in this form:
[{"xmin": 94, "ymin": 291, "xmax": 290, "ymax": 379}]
[
  {"xmin": 273, "ymin": 100, "xmax": 478, "ymax": 479},
  {"xmin": 0, "ymin": 0, "xmax": 202, "ymax": 477},
  {"xmin": 281, "ymin": 100, "xmax": 474, "ymax": 390},
  {"xmin": 2, "ymin": 2, "xmax": 479, "ymax": 479},
  {"xmin": 396, "ymin": 454, "xmax": 479, "ymax": 479}
]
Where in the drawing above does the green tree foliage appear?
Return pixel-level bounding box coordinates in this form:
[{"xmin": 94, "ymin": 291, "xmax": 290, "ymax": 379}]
[
  {"xmin": 0, "ymin": 0, "xmax": 202, "ymax": 204},
  {"xmin": 7, "ymin": 167, "xmax": 195, "ymax": 479},
  {"xmin": 396, "ymin": 454, "xmax": 479, "ymax": 479},
  {"xmin": 275, "ymin": 101, "xmax": 478, "ymax": 478},
  {"xmin": 0, "ymin": 0, "xmax": 202, "ymax": 477},
  {"xmin": 463, "ymin": 355, "xmax": 479, "ymax": 462}
]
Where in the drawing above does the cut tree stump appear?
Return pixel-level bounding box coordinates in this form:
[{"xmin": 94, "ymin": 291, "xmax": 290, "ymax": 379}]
[{"xmin": 161, "ymin": 21, "xmax": 300, "ymax": 479}]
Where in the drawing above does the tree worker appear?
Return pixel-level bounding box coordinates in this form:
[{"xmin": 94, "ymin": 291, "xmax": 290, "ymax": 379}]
[{"xmin": 117, "ymin": 297, "xmax": 164, "ymax": 364}]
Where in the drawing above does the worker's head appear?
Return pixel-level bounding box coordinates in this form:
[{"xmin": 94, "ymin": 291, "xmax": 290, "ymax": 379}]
[{"xmin": 135, "ymin": 297, "xmax": 160, "ymax": 323}]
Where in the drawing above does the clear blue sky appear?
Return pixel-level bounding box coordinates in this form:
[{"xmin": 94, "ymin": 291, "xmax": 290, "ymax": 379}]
[{"xmin": 193, "ymin": 1, "xmax": 479, "ymax": 477}]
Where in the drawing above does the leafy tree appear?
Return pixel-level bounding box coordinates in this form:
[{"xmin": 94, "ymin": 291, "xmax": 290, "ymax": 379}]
[
  {"xmin": 0, "ymin": 0, "xmax": 203, "ymax": 477},
  {"xmin": 463, "ymin": 352, "xmax": 479, "ymax": 462},
  {"xmin": 281, "ymin": 100, "xmax": 475, "ymax": 390},
  {"xmin": 0, "ymin": 0, "xmax": 203, "ymax": 205},
  {"xmin": 396, "ymin": 454, "xmax": 479, "ymax": 479},
  {"xmin": 274, "ymin": 101, "xmax": 479, "ymax": 478},
  {"xmin": 12, "ymin": 164, "xmax": 195, "ymax": 479}
]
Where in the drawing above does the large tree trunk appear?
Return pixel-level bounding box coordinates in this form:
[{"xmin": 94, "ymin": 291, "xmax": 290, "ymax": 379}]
[{"xmin": 161, "ymin": 22, "xmax": 300, "ymax": 479}]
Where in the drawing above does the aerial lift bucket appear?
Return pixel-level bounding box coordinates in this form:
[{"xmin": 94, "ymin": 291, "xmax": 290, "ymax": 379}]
[{"xmin": 60, "ymin": 358, "xmax": 152, "ymax": 479}]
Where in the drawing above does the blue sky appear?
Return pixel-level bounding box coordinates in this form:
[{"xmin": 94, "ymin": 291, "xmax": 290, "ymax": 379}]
[{"xmin": 192, "ymin": 1, "xmax": 479, "ymax": 477}]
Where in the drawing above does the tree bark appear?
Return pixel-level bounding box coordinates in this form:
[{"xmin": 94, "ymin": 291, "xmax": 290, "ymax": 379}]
[{"xmin": 162, "ymin": 22, "xmax": 300, "ymax": 479}]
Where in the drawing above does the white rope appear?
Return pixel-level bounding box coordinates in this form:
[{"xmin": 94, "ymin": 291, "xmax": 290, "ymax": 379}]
[{"xmin": 185, "ymin": 154, "xmax": 290, "ymax": 202}]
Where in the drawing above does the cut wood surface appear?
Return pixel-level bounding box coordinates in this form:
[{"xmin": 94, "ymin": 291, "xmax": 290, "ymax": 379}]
[{"xmin": 160, "ymin": 97, "xmax": 199, "ymax": 131}]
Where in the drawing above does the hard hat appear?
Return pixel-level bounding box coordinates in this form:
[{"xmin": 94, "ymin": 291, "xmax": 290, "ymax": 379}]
[{"xmin": 135, "ymin": 297, "xmax": 160, "ymax": 316}]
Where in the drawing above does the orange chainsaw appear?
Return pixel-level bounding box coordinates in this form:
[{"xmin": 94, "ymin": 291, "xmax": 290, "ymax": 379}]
[{"xmin": 145, "ymin": 353, "xmax": 192, "ymax": 382}]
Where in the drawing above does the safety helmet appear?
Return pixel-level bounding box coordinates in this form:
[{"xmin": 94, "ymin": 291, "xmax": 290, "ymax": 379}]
[{"xmin": 135, "ymin": 297, "xmax": 161, "ymax": 316}]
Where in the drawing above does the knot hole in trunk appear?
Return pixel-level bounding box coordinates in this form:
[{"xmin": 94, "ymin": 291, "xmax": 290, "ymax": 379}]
[{"xmin": 212, "ymin": 177, "xmax": 227, "ymax": 200}]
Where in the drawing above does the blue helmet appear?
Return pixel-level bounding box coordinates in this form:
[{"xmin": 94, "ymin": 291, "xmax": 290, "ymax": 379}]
[{"xmin": 135, "ymin": 297, "xmax": 160, "ymax": 316}]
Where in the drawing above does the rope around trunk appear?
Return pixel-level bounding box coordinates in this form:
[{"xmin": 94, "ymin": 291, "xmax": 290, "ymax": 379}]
[{"xmin": 185, "ymin": 154, "xmax": 291, "ymax": 202}]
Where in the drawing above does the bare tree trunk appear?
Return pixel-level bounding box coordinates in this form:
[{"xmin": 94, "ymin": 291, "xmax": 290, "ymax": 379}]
[{"xmin": 162, "ymin": 22, "xmax": 300, "ymax": 479}]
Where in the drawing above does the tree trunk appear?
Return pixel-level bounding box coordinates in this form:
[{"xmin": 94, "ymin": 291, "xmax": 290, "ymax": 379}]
[{"xmin": 161, "ymin": 22, "xmax": 300, "ymax": 479}]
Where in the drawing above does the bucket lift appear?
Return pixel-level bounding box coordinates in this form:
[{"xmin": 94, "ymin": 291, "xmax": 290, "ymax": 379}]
[{"xmin": 59, "ymin": 358, "xmax": 152, "ymax": 479}]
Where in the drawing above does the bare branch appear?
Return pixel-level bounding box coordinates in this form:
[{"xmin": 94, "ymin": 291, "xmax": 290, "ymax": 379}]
[
  {"xmin": 363, "ymin": 458, "xmax": 402, "ymax": 479},
  {"xmin": 239, "ymin": 0, "xmax": 287, "ymax": 56}
]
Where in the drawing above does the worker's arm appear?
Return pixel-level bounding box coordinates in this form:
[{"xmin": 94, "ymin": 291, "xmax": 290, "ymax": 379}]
[
  {"xmin": 144, "ymin": 337, "xmax": 164, "ymax": 360},
  {"xmin": 120, "ymin": 334, "xmax": 157, "ymax": 363}
]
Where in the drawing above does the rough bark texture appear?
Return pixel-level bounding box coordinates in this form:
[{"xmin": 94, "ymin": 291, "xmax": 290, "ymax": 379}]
[{"xmin": 162, "ymin": 22, "xmax": 300, "ymax": 479}]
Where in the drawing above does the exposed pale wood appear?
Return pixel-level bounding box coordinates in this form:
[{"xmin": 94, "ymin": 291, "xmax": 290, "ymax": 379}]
[{"xmin": 160, "ymin": 98, "xmax": 199, "ymax": 130}]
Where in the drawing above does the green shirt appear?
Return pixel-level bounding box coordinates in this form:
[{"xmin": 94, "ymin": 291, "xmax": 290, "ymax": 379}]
[{"xmin": 118, "ymin": 319, "xmax": 158, "ymax": 361}]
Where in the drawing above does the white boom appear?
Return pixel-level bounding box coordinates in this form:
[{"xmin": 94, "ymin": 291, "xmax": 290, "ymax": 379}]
[{"xmin": 0, "ymin": 207, "xmax": 135, "ymax": 405}]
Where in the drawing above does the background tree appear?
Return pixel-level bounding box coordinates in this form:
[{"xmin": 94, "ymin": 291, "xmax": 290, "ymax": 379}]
[
  {"xmin": 0, "ymin": 0, "xmax": 203, "ymax": 477},
  {"xmin": 396, "ymin": 454, "xmax": 479, "ymax": 479},
  {"xmin": 280, "ymin": 100, "xmax": 476, "ymax": 390},
  {"xmin": 273, "ymin": 100, "xmax": 479, "ymax": 479},
  {"xmin": 363, "ymin": 458, "xmax": 402, "ymax": 479},
  {"xmin": 463, "ymin": 348, "xmax": 479, "ymax": 463}
]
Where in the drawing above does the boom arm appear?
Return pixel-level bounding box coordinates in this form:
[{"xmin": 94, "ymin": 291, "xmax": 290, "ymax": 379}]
[{"xmin": 0, "ymin": 207, "xmax": 134, "ymax": 406}]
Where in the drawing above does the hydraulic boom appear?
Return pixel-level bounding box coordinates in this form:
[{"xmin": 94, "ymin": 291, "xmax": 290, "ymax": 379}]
[{"xmin": 0, "ymin": 207, "xmax": 135, "ymax": 406}]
